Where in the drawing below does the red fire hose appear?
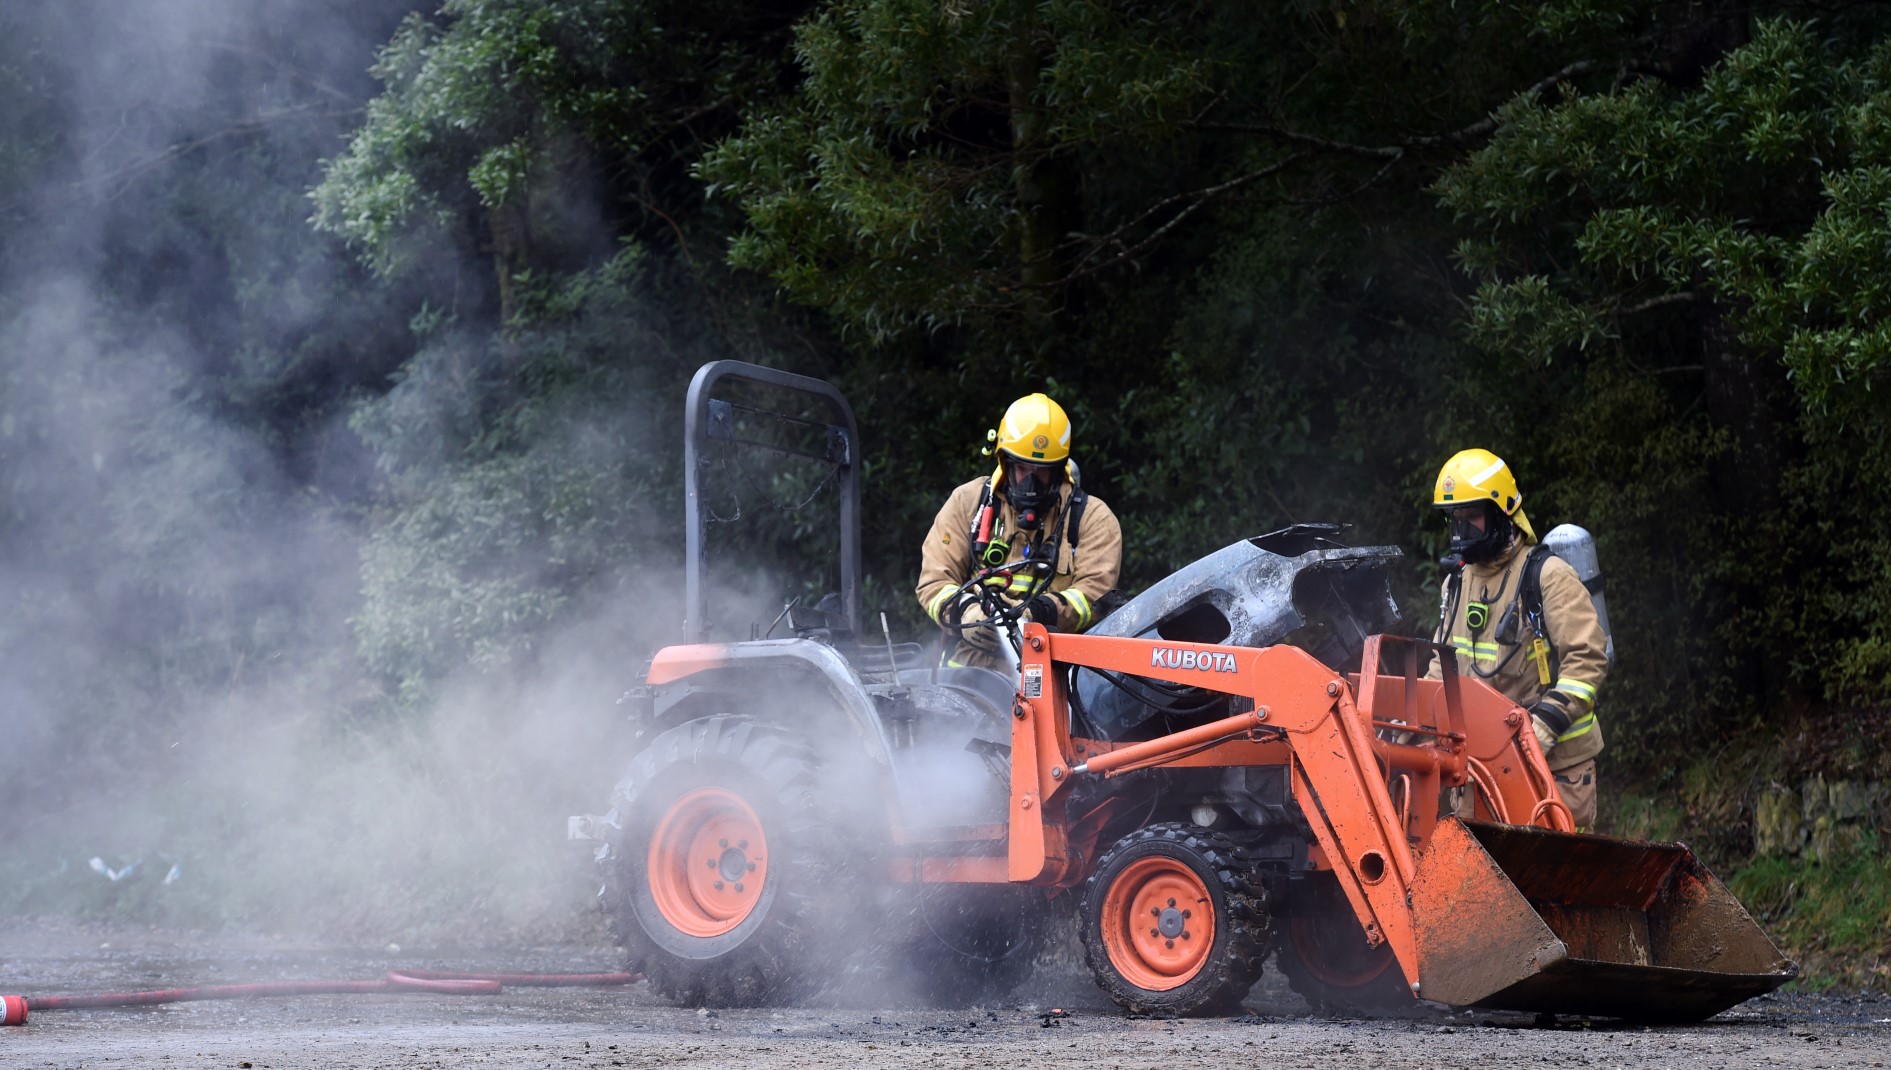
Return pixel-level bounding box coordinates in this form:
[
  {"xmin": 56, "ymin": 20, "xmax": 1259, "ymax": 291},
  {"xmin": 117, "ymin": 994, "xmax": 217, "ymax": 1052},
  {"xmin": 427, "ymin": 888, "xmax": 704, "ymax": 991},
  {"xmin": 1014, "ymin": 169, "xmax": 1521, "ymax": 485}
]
[{"xmin": 1, "ymin": 968, "xmax": 640, "ymax": 1026}]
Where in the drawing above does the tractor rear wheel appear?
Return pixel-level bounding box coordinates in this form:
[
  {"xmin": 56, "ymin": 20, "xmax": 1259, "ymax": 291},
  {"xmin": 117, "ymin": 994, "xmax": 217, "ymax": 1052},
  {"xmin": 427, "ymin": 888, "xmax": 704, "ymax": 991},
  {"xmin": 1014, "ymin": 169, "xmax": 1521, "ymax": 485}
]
[
  {"xmin": 1273, "ymin": 873, "xmax": 1416, "ymax": 1015},
  {"xmin": 1079, "ymin": 824, "xmax": 1269, "ymax": 1015},
  {"xmin": 600, "ymin": 715, "xmax": 848, "ymax": 1006}
]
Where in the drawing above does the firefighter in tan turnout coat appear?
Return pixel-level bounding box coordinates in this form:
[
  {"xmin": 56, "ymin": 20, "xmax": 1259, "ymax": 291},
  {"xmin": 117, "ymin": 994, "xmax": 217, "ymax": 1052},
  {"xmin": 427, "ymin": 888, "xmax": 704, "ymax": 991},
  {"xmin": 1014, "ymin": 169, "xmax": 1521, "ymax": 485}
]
[
  {"xmin": 1429, "ymin": 449, "xmax": 1609, "ymax": 828},
  {"xmin": 916, "ymin": 393, "xmax": 1122, "ymax": 671}
]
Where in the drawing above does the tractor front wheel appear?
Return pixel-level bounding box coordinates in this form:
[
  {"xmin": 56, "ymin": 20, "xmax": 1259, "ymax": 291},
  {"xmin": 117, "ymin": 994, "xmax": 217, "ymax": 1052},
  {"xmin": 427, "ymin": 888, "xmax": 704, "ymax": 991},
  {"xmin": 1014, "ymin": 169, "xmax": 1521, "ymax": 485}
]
[{"xmin": 1079, "ymin": 824, "xmax": 1269, "ymax": 1015}]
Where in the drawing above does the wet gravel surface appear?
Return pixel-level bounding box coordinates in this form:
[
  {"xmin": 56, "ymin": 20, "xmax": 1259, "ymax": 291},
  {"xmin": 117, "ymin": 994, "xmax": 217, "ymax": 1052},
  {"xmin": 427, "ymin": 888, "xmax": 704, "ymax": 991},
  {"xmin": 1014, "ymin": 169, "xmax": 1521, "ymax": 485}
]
[{"xmin": 2, "ymin": 918, "xmax": 1885, "ymax": 1069}]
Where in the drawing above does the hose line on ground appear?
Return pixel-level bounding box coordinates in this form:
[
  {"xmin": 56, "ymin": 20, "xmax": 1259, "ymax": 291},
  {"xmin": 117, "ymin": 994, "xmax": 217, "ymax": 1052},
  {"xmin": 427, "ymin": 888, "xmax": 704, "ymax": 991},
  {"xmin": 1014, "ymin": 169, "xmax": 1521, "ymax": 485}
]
[{"xmin": 2, "ymin": 968, "xmax": 640, "ymax": 1026}]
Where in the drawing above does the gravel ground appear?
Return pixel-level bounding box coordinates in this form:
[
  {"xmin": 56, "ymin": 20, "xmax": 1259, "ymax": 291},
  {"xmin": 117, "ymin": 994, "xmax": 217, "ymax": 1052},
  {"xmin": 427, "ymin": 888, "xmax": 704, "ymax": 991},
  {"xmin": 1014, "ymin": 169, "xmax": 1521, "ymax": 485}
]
[{"xmin": 2, "ymin": 918, "xmax": 1883, "ymax": 1069}]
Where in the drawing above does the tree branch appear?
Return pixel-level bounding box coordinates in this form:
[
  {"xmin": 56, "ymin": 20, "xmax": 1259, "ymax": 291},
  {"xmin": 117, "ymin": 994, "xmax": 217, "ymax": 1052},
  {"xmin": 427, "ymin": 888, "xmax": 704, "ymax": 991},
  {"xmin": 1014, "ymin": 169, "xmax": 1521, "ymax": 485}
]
[
  {"xmin": 1621, "ymin": 291, "xmax": 1700, "ymax": 316},
  {"xmin": 1280, "ymin": 149, "xmax": 1406, "ymax": 208},
  {"xmin": 1003, "ymin": 57, "xmax": 1632, "ymax": 298},
  {"xmin": 1194, "ymin": 60, "xmax": 1603, "ymax": 157},
  {"xmin": 199, "ymin": 39, "xmax": 360, "ymax": 104},
  {"xmin": 1192, "ymin": 125, "xmax": 1399, "ymax": 158},
  {"xmin": 1021, "ymin": 154, "xmax": 1309, "ymax": 290},
  {"xmin": 77, "ymin": 105, "xmax": 364, "ymax": 204},
  {"xmin": 1403, "ymin": 60, "xmax": 1600, "ymax": 147}
]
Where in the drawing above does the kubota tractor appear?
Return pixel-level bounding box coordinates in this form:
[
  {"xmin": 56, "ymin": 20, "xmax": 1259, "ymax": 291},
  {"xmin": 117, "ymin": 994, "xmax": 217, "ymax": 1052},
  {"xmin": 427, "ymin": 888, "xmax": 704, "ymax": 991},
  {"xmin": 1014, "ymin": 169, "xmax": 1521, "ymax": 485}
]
[{"xmin": 570, "ymin": 361, "xmax": 1794, "ymax": 1019}]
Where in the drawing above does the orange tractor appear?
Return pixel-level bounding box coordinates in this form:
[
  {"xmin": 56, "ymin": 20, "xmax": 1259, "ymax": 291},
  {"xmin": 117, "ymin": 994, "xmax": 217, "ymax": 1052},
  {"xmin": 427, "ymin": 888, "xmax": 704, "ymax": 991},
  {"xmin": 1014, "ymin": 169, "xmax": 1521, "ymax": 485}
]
[{"xmin": 571, "ymin": 362, "xmax": 1793, "ymax": 1018}]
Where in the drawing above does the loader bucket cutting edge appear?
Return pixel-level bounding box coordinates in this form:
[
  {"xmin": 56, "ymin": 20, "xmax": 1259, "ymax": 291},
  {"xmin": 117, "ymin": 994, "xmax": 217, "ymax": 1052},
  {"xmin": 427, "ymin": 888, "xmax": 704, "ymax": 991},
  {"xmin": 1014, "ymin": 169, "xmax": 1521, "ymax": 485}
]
[{"xmin": 1409, "ymin": 818, "xmax": 1794, "ymax": 1021}]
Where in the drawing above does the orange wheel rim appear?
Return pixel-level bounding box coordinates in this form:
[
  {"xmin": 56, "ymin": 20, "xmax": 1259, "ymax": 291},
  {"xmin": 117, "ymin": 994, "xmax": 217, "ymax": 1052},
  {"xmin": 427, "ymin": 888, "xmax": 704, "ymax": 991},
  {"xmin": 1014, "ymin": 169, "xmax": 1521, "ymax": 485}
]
[
  {"xmin": 1099, "ymin": 855, "xmax": 1216, "ymax": 991},
  {"xmin": 647, "ymin": 788, "xmax": 768, "ymax": 937}
]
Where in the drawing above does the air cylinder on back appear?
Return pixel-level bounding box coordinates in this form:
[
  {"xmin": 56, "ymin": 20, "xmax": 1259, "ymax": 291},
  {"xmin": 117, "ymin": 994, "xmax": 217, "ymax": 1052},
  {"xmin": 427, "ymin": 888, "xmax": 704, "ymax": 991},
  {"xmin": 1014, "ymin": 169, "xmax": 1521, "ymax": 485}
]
[{"xmin": 1542, "ymin": 524, "xmax": 1612, "ymax": 666}]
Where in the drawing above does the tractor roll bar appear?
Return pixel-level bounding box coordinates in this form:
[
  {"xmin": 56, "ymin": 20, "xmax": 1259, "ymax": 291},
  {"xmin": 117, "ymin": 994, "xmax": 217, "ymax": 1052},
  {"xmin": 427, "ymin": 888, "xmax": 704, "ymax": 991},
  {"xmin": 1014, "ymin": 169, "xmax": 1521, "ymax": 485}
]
[{"xmin": 683, "ymin": 361, "xmax": 862, "ymax": 642}]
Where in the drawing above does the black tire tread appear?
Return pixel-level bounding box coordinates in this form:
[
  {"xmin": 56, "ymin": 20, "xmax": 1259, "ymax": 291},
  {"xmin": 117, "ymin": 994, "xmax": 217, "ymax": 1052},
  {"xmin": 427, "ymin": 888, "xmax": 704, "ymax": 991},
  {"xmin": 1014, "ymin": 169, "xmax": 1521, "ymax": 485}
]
[
  {"xmin": 1079, "ymin": 822, "xmax": 1271, "ymax": 1016},
  {"xmin": 899, "ymin": 884, "xmax": 1053, "ymax": 1006},
  {"xmin": 598, "ymin": 715, "xmax": 836, "ymax": 1007}
]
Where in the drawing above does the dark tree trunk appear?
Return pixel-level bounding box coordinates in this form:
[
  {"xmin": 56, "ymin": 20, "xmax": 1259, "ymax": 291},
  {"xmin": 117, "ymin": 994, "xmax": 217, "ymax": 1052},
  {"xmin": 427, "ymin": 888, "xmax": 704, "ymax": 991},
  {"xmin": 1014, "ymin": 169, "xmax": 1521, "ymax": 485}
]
[
  {"xmin": 1657, "ymin": 0, "xmax": 1752, "ymax": 88},
  {"xmin": 1007, "ymin": 36, "xmax": 1077, "ymax": 356},
  {"xmin": 1698, "ymin": 303, "xmax": 1794, "ymax": 706}
]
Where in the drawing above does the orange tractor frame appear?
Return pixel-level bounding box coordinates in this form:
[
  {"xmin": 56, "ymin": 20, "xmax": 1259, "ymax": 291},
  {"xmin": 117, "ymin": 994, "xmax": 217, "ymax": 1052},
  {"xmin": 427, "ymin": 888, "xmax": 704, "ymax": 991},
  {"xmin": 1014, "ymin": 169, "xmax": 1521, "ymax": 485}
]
[{"xmin": 641, "ymin": 626, "xmax": 1790, "ymax": 1019}]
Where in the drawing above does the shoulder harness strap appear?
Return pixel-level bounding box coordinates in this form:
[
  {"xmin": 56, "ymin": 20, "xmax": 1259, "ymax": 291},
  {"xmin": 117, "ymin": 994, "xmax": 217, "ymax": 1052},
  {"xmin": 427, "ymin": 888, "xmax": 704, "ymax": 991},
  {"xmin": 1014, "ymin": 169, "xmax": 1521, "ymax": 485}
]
[
  {"xmin": 1064, "ymin": 486, "xmax": 1088, "ymax": 550},
  {"xmin": 1437, "ymin": 567, "xmax": 1461, "ymax": 641},
  {"xmin": 1521, "ymin": 544, "xmax": 1558, "ymax": 672}
]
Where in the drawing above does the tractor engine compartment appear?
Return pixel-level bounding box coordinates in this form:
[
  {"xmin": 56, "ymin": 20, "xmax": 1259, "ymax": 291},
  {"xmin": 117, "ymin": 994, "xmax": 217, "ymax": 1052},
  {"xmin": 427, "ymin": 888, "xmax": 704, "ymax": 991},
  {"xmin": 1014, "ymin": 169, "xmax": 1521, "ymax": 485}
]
[{"xmin": 1075, "ymin": 525, "xmax": 1402, "ymax": 741}]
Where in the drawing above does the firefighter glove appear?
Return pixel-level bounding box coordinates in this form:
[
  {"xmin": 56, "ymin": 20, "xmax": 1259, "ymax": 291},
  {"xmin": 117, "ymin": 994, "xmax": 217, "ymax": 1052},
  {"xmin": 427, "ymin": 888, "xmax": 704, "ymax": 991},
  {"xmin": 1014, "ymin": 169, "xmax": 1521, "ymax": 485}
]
[
  {"xmin": 956, "ymin": 599, "xmax": 999, "ymax": 651},
  {"xmin": 1530, "ymin": 715, "xmax": 1559, "ymax": 755},
  {"xmin": 1022, "ymin": 594, "xmax": 1062, "ymax": 631},
  {"xmin": 1527, "ymin": 695, "xmax": 1574, "ymax": 755}
]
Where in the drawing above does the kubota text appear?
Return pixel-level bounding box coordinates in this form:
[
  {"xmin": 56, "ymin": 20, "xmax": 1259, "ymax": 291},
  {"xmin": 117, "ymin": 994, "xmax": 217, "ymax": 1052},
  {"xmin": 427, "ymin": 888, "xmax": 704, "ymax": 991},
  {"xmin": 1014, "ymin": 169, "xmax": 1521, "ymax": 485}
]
[{"xmin": 1151, "ymin": 647, "xmax": 1239, "ymax": 673}]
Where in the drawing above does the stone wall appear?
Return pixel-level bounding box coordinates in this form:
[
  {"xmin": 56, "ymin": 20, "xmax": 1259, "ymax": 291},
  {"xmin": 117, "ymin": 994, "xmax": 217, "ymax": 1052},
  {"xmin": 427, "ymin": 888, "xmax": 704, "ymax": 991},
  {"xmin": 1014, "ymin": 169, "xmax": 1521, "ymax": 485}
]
[{"xmin": 1753, "ymin": 775, "xmax": 1884, "ymax": 863}]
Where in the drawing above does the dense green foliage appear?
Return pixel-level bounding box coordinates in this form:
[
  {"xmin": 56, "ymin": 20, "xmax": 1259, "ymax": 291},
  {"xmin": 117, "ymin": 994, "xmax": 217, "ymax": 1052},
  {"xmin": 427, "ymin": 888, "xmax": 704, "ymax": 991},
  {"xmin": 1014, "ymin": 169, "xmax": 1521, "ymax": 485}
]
[
  {"xmin": 4, "ymin": 0, "xmax": 1891, "ymax": 964},
  {"xmin": 311, "ymin": 0, "xmax": 829, "ymax": 693},
  {"xmin": 700, "ymin": 0, "xmax": 1220, "ymax": 340},
  {"xmin": 1438, "ymin": 13, "xmax": 1891, "ymax": 736}
]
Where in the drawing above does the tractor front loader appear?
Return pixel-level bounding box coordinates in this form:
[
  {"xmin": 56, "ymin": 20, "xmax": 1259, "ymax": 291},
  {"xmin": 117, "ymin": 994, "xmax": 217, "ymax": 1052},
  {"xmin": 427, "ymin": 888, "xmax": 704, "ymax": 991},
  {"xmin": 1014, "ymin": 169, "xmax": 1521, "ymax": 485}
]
[
  {"xmin": 1003, "ymin": 627, "xmax": 1792, "ymax": 1019},
  {"xmin": 571, "ymin": 361, "xmax": 1794, "ymax": 1019}
]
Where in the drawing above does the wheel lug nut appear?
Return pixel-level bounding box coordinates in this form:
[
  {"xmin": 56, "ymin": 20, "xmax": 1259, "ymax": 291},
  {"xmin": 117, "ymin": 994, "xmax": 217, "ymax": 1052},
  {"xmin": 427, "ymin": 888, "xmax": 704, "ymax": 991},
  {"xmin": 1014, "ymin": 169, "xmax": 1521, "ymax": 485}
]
[
  {"xmin": 1182, "ymin": 932, "xmax": 1191, "ymax": 941},
  {"xmin": 719, "ymin": 839, "xmax": 729, "ymax": 848},
  {"xmin": 714, "ymin": 881, "xmax": 724, "ymax": 890},
  {"xmin": 738, "ymin": 840, "xmax": 748, "ymax": 849},
  {"xmin": 1165, "ymin": 939, "xmax": 1175, "ymax": 949},
  {"xmin": 707, "ymin": 859, "xmax": 717, "ymax": 868},
  {"xmin": 747, "ymin": 862, "xmax": 756, "ymax": 872},
  {"xmin": 1182, "ymin": 909, "xmax": 1191, "ymax": 918},
  {"xmin": 734, "ymin": 882, "xmax": 745, "ymax": 893},
  {"xmin": 1149, "ymin": 928, "xmax": 1159, "ymax": 938},
  {"xmin": 1167, "ymin": 898, "xmax": 1176, "ymax": 907},
  {"xmin": 1151, "ymin": 908, "xmax": 1160, "ymax": 917}
]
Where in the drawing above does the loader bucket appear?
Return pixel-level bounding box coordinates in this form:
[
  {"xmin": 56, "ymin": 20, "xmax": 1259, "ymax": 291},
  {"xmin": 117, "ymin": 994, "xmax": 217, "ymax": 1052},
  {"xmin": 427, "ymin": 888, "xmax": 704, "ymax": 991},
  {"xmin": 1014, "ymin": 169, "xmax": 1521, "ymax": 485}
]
[{"xmin": 1408, "ymin": 818, "xmax": 1795, "ymax": 1021}]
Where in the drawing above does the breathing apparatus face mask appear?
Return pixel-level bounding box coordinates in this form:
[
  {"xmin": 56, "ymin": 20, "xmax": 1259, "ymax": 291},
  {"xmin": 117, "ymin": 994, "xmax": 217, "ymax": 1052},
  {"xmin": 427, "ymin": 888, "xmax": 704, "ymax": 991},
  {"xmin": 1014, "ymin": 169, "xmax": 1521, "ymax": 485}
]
[
  {"xmin": 1002, "ymin": 456, "xmax": 1065, "ymax": 530},
  {"xmin": 1443, "ymin": 501, "xmax": 1513, "ymax": 565}
]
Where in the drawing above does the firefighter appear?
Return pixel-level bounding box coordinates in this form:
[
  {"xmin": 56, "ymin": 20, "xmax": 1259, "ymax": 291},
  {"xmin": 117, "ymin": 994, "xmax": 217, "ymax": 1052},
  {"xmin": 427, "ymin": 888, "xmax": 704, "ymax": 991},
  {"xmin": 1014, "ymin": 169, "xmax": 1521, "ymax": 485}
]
[
  {"xmin": 1430, "ymin": 448, "xmax": 1608, "ymax": 828},
  {"xmin": 916, "ymin": 393, "xmax": 1122, "ymax": 671}
]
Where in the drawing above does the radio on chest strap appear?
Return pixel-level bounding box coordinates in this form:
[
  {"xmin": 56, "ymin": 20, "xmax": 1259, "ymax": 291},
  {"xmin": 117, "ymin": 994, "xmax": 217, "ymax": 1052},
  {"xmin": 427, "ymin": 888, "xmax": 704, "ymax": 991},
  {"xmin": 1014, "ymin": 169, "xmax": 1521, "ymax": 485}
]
[{"xmin": 969, "ymin": 481, "xmax": 1087, "ymax": 566}]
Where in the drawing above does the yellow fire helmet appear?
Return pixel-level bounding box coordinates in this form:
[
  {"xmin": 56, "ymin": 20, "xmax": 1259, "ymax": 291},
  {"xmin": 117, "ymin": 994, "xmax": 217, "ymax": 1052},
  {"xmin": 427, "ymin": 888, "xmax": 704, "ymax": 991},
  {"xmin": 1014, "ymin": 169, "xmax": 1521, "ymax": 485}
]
[
  {"xmin": 992, "ymin": 392, "xmax": 1071, "ymax": 464},
  {"xmin": 1433, "ymin": 448, "xmax": 1536, "ymax": 542}
]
